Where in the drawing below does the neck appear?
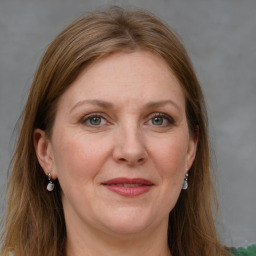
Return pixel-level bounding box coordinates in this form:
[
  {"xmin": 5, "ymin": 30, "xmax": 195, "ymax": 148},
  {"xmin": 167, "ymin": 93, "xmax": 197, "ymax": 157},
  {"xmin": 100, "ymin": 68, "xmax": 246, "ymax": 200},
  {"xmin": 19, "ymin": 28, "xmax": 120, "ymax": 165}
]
[{"xmin": 65, "ymin": 218, "xmax": 171, "ymax": 256}]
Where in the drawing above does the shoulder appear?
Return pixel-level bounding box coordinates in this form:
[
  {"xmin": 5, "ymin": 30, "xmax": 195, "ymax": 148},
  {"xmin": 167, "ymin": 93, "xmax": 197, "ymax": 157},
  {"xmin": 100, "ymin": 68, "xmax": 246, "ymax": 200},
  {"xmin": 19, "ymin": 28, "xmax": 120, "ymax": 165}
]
[{"xmin": 228, "ymin": 244, "xmax": 256, "ymax": 256}]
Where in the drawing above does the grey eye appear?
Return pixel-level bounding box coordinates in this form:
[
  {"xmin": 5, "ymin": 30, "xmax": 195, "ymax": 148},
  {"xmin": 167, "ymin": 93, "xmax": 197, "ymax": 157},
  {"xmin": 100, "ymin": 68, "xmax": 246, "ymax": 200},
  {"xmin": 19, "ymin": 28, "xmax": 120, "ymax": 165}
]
[
  {"xmin": 151, "ymin": 116, "xmax": 164, "ymax": 125},
  {"xmin": 147, "ymin": 113, "xmax": 175, "ymax": 127},
  {"xmin": 89, "ymin": 116, "xmax": 102, "ymax": 126},
  {"xmin": 81, "ymin": 113, "xmax": 108, "ymax": 128}
]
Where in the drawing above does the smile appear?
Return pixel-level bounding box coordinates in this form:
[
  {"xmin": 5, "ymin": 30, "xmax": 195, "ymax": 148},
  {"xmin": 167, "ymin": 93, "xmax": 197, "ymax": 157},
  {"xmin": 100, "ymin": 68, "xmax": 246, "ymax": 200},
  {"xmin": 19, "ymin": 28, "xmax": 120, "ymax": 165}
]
[
  {"xmin": 110, "ymin": 183, "xmax": 148, "ymax": 187},
  {"xmin": 102, "ymin": 177, "xmax": 154, "ymax": 197}
]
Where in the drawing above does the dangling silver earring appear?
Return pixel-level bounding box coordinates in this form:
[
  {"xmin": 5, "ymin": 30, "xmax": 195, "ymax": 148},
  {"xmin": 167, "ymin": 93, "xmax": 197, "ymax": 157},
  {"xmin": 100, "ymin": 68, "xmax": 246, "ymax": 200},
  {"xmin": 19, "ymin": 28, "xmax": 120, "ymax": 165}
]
[
  {"xmin": 182, "ymin": 172, "xmax": 189, "ymax": 190},
  {"xmin": 47, "ymin": 173, "xmax": 55, "ymax": 191}
]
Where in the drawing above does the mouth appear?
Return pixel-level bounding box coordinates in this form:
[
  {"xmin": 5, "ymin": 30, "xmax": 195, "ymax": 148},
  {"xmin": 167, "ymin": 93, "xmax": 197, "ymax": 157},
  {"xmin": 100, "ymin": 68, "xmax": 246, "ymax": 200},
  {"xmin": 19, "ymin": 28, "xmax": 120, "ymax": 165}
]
[{"xmin": 101, "ymin": 177, "xmax": 154, "ymax": 197}]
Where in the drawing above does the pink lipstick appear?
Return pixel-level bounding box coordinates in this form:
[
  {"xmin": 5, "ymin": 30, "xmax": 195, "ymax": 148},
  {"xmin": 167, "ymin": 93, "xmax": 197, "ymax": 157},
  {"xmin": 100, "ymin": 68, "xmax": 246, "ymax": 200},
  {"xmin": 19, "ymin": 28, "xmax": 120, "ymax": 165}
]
[{"xmin": 102, "ymin": 177, "xmax": 154, "ymax": 197}]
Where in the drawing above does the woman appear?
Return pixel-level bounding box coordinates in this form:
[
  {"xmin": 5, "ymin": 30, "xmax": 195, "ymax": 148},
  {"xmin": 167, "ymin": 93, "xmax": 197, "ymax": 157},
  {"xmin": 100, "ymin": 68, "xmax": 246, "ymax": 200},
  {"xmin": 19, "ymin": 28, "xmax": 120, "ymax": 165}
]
[{"xmin": 1, "ymin": 6, "xmax": 254, "ymax": 256}]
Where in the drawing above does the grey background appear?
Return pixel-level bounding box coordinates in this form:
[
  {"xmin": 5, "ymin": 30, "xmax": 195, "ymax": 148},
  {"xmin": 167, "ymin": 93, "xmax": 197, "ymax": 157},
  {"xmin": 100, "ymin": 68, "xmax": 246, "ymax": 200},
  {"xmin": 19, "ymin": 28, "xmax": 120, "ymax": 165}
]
[{"xmin": 0, "ymin": 0, "xmax": 255, "ymax": 247}]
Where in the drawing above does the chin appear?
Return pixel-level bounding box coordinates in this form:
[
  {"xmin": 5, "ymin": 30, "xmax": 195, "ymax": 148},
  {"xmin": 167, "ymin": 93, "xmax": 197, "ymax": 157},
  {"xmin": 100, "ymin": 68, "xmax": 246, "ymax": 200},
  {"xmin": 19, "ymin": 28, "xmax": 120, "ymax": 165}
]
[
  {"xmin": 98, "ymin": 207, "xmax": 156, "ymax": 235},
  {"xmin": 104, "ymin": 222, "xmax": 151, "ymax": 236}
]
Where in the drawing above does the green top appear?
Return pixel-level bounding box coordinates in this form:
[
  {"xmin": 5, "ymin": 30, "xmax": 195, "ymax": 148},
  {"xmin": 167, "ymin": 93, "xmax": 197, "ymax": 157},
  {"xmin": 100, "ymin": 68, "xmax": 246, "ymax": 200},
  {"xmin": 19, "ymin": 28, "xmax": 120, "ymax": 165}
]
[{"xmin": 229, "ymin": 244, "xmax": 256, "ymax": 256}]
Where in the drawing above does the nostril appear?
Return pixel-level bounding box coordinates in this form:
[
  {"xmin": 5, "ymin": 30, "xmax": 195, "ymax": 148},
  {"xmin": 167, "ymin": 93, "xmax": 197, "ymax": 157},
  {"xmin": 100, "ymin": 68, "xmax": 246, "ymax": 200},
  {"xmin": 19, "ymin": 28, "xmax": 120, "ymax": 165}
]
[
  {"xmin": 118, "ymin": 157, "xmax": 145, "ymax": 165},
  {"xmin": 138, "ymin": 158, "xmax": 144, "ymax": 163}
]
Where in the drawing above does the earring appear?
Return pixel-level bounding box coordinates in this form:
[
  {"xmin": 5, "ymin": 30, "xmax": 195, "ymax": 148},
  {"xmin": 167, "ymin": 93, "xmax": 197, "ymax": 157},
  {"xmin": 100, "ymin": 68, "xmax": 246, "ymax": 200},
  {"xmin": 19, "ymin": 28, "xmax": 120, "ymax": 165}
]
[
  {"xmin": 182, "ymin": 172, "xmax": 189, "ymax": 190},
  {"xmin": 47, "ymin": 173, "xmax": 55, "ymax": 191}
]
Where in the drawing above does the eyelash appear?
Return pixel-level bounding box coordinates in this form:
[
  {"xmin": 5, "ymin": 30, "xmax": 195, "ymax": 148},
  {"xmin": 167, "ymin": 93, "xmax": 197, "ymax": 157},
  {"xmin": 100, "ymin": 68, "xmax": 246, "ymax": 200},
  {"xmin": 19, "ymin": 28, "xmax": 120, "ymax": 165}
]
[
  {"xmin": 80, "ymin": 113, "xmax": 107, "ymax": 127},
  {"xmin": 80, "ymin": 112, "xmax": 175, "ymax": 128},
  {"xmin": 147, "ymin": 113, "xmax": 175, "ymax": 127}
]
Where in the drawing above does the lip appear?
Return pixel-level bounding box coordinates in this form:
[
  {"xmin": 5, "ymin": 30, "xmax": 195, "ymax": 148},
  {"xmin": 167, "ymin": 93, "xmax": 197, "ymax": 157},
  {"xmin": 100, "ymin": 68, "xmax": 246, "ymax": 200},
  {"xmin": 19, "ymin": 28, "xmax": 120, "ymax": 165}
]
[{"xmin": 101, "ymin": 177, "xmax": 154, "ymax": 197}]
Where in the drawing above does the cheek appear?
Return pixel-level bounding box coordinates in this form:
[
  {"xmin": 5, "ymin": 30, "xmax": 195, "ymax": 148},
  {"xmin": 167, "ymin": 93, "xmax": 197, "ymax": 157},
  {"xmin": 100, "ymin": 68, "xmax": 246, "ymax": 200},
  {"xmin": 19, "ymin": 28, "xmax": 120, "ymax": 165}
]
[
  {"xmin": 152, "ymin": 136, "xmax": 188, "ymax": 174},
  {"xmin": 146, "ymin": 136, "xmax": 189, "ymax": 217},
  {"xmin": 51, "ymin": 132, "xmax": 109, "ymax": 188}
]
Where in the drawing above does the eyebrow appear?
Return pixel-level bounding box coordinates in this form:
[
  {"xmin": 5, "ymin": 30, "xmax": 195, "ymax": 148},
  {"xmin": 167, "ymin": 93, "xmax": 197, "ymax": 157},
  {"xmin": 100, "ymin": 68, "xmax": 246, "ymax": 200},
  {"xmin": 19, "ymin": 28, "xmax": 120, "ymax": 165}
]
[
  {"xmin": 70, "ymin": 99, "xmax": 114, "ymax": 113},
  {"xmin": 70, "ymin": 99, "xmax": 181, "ymax": 113},
  {"xmin": 144, "ymin": 100, "xmax": 182, "ymax": 112}
]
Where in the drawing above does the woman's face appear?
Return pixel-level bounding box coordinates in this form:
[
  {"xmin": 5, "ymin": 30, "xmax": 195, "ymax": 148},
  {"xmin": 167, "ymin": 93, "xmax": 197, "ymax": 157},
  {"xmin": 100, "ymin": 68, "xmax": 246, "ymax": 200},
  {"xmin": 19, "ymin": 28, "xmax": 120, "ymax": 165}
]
[{"xmin": 35, "ymin": 50, "xmax": 197, "ymax": 237}]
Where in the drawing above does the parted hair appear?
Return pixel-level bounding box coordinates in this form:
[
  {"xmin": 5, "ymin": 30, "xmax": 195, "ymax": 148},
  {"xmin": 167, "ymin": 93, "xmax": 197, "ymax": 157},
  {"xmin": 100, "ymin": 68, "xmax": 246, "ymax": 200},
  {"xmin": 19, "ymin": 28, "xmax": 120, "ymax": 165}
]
[{"xmin": 1, "ymin": 6, "xmax": 228, "ymax": 256}]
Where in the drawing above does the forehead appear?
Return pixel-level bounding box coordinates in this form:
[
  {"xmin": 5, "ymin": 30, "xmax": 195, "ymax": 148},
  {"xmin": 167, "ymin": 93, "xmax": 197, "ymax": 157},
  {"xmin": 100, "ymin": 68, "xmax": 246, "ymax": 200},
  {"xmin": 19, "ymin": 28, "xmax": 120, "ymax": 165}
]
[{"xmin": 57, "ymin": 50, "xmax": 185, "ymax": 112}]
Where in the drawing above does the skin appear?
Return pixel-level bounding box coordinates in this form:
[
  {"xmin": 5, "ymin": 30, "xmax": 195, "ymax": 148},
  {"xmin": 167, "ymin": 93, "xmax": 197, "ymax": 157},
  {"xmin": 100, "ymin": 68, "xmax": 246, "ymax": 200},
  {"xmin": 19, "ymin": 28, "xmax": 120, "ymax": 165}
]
[{"xmin": 34, "ymin": 50, "xmax": 198, "ymax": 256}]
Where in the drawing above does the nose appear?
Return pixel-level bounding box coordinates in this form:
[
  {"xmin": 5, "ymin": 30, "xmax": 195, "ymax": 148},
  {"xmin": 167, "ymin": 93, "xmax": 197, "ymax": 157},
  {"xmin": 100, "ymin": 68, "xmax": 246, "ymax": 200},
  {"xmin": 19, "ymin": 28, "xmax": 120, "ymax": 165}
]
[{"xmin": 112, "ymin": 124, "xmax": 148, "ymax": 166}]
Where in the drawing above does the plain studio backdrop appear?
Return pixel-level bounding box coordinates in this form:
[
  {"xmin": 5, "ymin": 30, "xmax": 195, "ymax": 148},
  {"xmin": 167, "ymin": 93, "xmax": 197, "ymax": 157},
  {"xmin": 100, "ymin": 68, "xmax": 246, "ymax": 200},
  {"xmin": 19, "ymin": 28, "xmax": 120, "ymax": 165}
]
[{"xmin": 0, "ymin": 0, "xmax": 255, "ymax": 247}]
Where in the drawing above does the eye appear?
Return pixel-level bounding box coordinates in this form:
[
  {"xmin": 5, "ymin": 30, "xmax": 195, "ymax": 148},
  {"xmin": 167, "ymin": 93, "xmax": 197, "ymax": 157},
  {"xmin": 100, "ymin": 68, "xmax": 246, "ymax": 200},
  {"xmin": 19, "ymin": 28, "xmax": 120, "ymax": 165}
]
[
  {"xmin": 147, "ymin": 113, "xmax": 175, "ymax": 127},
  {"xmin": 151, "ymin": 116, "xmax": 165, "ymax": 125},
  {"xmin": 81, "ymin": 114, "xmax": 107, "ymax": 127}
]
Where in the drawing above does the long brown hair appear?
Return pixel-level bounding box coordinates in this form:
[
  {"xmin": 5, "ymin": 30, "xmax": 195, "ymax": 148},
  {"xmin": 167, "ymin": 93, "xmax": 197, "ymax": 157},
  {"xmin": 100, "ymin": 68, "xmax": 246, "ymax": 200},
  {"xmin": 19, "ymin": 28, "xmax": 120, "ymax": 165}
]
[{"xmin": 1, "ymin": 7, "xmax": 228, "ymax": 256}]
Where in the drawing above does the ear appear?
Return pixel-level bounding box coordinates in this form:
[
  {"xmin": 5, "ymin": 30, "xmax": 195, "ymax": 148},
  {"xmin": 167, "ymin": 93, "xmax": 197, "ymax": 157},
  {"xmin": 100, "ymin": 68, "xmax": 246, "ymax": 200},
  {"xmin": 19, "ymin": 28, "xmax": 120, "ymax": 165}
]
[
  {"xmin": 34, "ymin": 129, "xmax": 57, "ymax": 179},
  {"xmin": 186, "ymin": 126, "xmax": 199, "ymax": 171}
]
